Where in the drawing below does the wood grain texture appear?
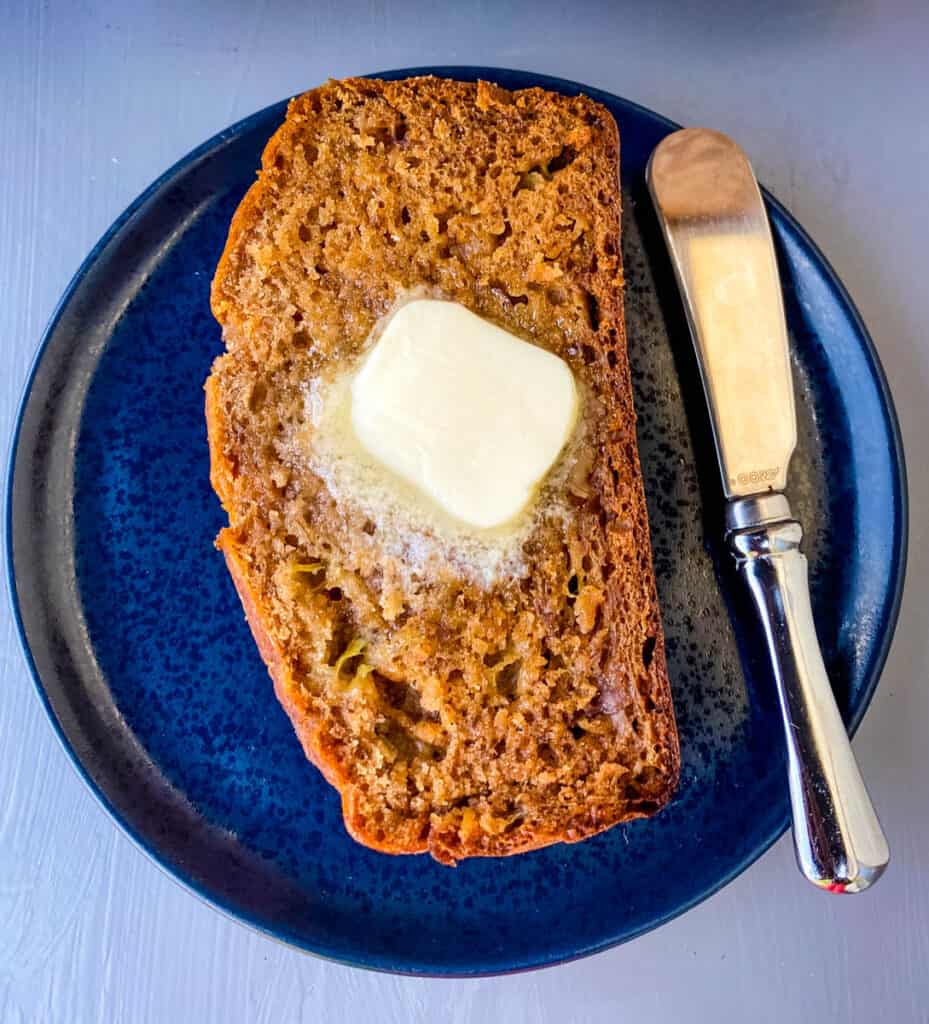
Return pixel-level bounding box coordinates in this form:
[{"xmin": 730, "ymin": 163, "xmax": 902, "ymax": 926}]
[{"xmin": 1, "ymin": 0, "xmax": 927, "ymax": 1021}]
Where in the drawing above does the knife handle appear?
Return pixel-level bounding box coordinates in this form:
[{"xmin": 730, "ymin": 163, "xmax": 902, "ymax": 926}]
[{"xmin": 728, "ymin": 506, "xmax": 889, "ymax": 892}]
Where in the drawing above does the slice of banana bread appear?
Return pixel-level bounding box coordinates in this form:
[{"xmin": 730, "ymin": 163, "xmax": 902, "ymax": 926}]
[{"xmin": 206, "ymin": 75, "xmax": 679, "ymax": 864}]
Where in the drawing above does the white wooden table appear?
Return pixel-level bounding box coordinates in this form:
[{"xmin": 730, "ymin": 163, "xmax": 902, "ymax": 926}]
[{"xmin": 3, "ymin": 2, "xmax": 927, "ymax": 1020}]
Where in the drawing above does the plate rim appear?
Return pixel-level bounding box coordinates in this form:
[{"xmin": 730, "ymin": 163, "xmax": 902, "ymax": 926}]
[{"xmin": 4, "ymin": 65, "xmax": 909, "ymax": 976}]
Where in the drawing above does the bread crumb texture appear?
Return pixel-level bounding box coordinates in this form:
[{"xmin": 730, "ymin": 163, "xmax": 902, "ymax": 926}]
[{"xmin": 206, "ymin": 76, "xmax": 679, "ymax": 864}]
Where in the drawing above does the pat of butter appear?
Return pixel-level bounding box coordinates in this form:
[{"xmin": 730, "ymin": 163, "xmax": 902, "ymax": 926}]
[{"xmin": 350, "ymin": 299, "xmax": 578, "ymax": 529}]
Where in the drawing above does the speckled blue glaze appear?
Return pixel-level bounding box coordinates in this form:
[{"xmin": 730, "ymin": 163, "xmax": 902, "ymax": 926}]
[{"xmin": 7, "ymin": 68, "xmax": 907, "ymax": 976}]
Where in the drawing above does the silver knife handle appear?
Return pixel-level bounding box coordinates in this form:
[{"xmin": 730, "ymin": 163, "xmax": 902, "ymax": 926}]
[{"xmin": 728, "ymin": 497, "xmax": 890, "ymax": 892}]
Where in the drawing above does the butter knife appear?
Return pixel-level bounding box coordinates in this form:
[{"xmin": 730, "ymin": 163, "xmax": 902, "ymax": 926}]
[{"xmin": 647, "ymin": 128, "xmax": 889, "ymax": 892}]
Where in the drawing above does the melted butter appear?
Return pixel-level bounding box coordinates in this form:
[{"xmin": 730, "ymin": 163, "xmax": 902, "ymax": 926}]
[{"xmin": 300, "ymin": 298, "xmax": 586, "ymax": 586}]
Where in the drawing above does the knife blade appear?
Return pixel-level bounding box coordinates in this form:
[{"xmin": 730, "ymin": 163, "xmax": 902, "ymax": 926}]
[{"xmin": 647, "ymin": 128, "xmax": 889, "ymax": 893}]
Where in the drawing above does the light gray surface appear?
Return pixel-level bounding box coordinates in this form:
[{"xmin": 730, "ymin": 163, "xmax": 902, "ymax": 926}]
[{"xmin": 2, "ymin": 1, "xmax": 927, "ymax": 1020}]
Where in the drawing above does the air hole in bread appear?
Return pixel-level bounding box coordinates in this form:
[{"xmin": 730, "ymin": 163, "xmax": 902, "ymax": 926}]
[
  {"xmin": 642, "ymin": 635, "xmax": 657, "ymax": 668},
  {"xmin": 584, "ymin": 291, "xmax": 600, "ymax": 331},
  {"xmin": 248, "ymin": 381, "xmax": 267, "ymax": 412},
  {"xmin": 490, "ymin": 280, "xmax": 528, "ymax": 306},
  {"xmin": 495, "ymin": 660, "xmax": 522, "ymax": 700},
  {"xmin": 376, "ymin": 675, "xmax": 427, "ymax": 721},
  {"xmin": 548, "ymin": 145, "xmax": 577, "ymax": 173},
  {"xmin": 490, "ymin": 220, "xmax": 512, "ymax": 250},
  {"xmin": 542, "ymin": 647, "xmax": 565, "ymax": 671},
  {"xmin": 375, "ymin": 720, "xmax": 417, "ymax": 761},
  {"xmin": 368, "ymin": 125, "xmax": 396, "ymax": 148},
  {"xmin": 326, "ymin": 621, "xmax": 354, "ymax": 668},
  {"xmin": 538, "ymin": 743, "xmax": 558, "ymax": 767}
]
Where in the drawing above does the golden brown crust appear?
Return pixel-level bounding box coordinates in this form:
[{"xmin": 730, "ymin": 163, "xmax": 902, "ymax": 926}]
[{"xmin": 206, "ymin": 75, "xmax": 679, "ymax": 864}]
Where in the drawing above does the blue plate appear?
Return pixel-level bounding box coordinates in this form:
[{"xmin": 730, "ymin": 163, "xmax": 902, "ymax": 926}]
[{"xmin": 6, "ymin": 68, "xmax": 907, "ymax": 975}]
